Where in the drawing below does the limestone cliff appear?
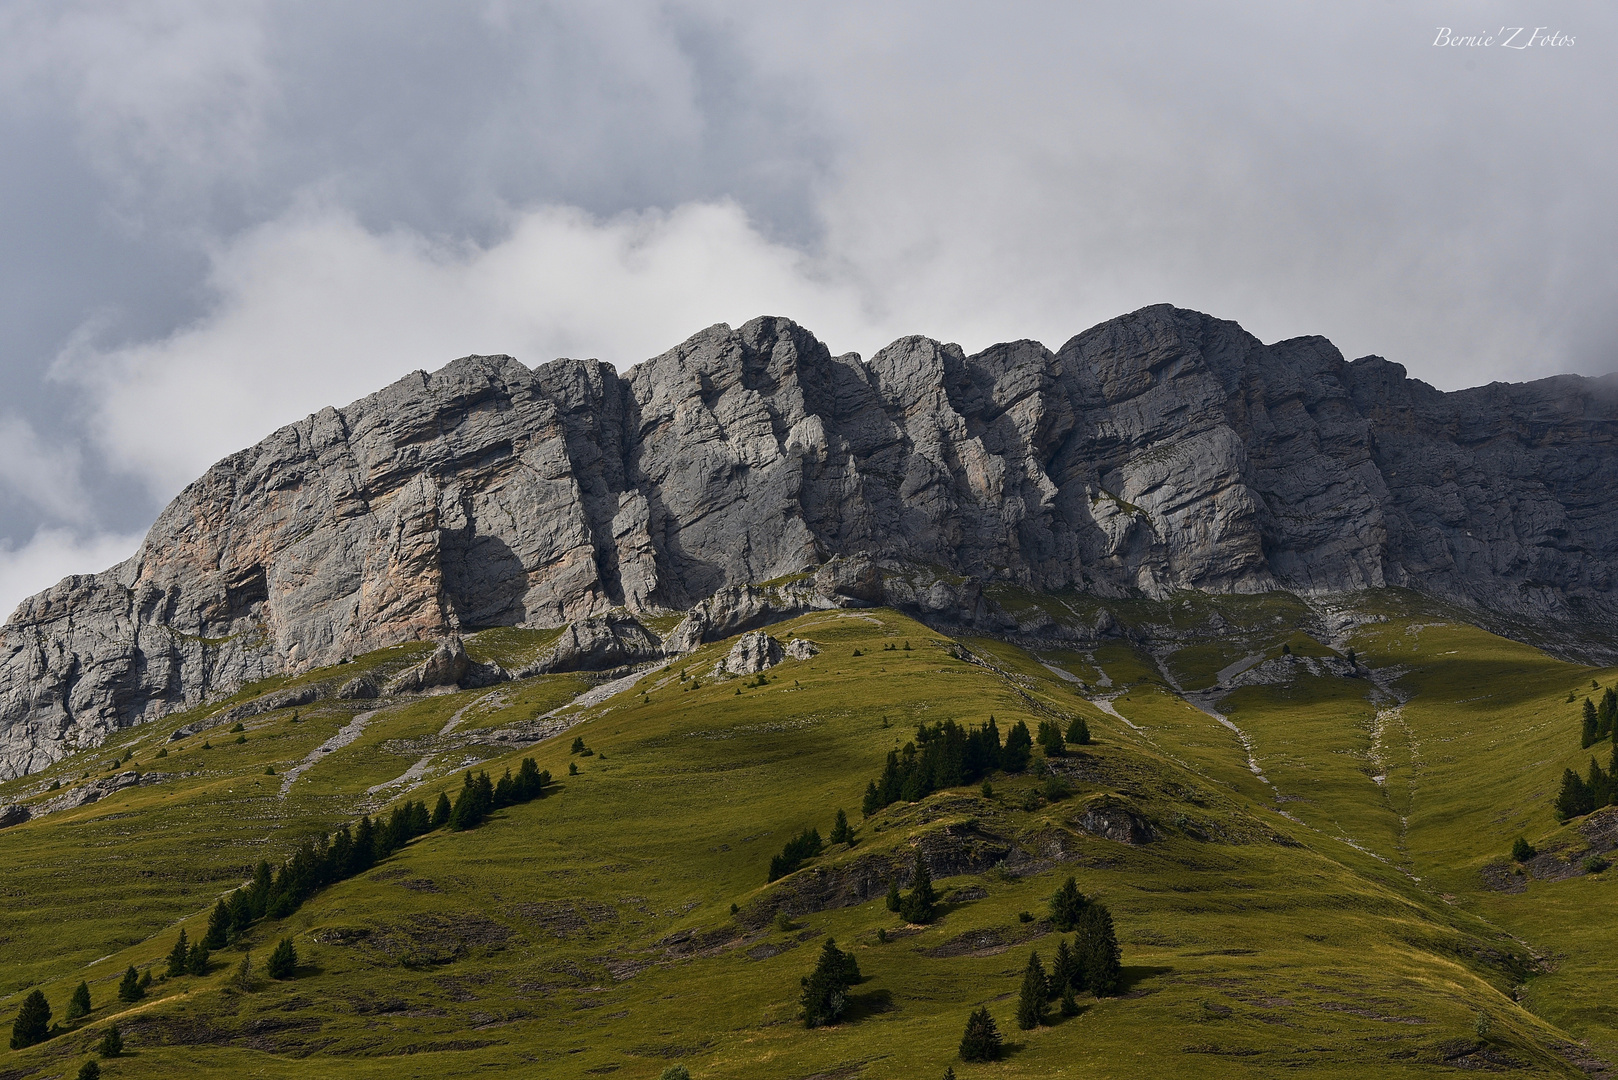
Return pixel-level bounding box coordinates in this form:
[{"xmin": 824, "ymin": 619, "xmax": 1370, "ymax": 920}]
[{"xmin": 2, "ymin": 305, "xmax": 1615, "ymax": 776}]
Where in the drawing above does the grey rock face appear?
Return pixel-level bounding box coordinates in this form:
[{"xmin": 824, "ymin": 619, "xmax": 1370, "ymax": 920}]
[{"xmin": 3, "ymin": 306, "xmax": 1617, "ymax": 777}]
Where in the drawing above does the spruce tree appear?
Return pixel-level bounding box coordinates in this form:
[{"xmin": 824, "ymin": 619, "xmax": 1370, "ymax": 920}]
[
  {"xmin": 1049, "ymin": 875, "xmax": 1087, "ymax": 931},
  {"xmin": 9, "ymin": 988, "xmax": 50, "ymax": 1049},
  {"xmin": 166, "ymin": 929, "xmax": 191, "ymax": 979},
  {"xmin": 1511, "ymin": 837, "xmax": 1536, "ymax": 862},
  {"xmin": 1060, "ymin": 985, "xmax": 1081, "ymax": 1016},
  {"xmin": 1076, "ymin": 902, "xmax": 1122, "ymax": 997},
  {"xmin": 187, "ymin": 941, "xmax": 210, "ymax": 976},
  {"xmin": 829, "ymin": 808, "xmax": 853, "ymax": 845},
  {"xmin": 885, "ymin": 880, "xmax": 902, "ymax": 913},
  {"xmin": 659, "ymin": 1068, "xmax": 692, "ymax": 1080},
  {"xmin": 1555, "ymin": 768, "xmax": 1592, "ymax": 822},
  {"xmin": 862, "ymin": 781, "xmax": 881, "ymax": 818},
  {"xmin": 66, "ymin": 981, "xmax": 91, "ymax": 1021},
  {"xmin": 431, "ymin": 791, "xmax": 452, "ymax": 827},
  {"xmin": 267, "ymin": 938, "xmax": 298, "ymax": 980},
  {"xmin": 1583, "ymin": 698, "xmax": 1600, "ymax": 748},
  {"xmin": 137, "ymin": 968, "xmax": 151, "ymax": 992},
  {"xmin": 1052, "ymin": 938, "xmax": 1078, "ymax": 996},
  {"xmin": 117, "ymin": 965, "xmax": 142, "ymax": 1003},
  {"xmin": 204, "ymin": 898, "xmax": 232, "ymax": 948},
  {"xmin": 1002, "ymin": 721, "xmax": 1033, "ymax": 772},
  {"xmin": 1601, "ymin": 688, "xmax": 1618, "ymax": 739},
  {"xmin": 800, "ymin": 938, "xmax": 860, "ymax": 1027},
  {"xmin": 959, "ymin": 1005, "xmax": 1002, "ymax": 1061},
  {"xmin": 1016, "ymin": 950, "xmax": 1048, "ymax": 1029},
  {"xmin": 900, "ymin": 848, "xmax": 937, "ymax": 925},
  {"xmin": 98, "ymin": 1023, "xmax": 123, "ymax": 1058},
  {"xmin": 1066, "ymin": 715, "xmax": 1091, "ymax": 745},
  {"xmin": 76, "ymin": 1060, "xmax": 100, "ymax": 1080}
]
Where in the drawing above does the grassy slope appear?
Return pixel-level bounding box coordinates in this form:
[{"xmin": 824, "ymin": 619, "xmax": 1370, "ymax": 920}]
[{"xmin": 0, "ymin": 602, "xmax": 1613, "ymax": 1078}]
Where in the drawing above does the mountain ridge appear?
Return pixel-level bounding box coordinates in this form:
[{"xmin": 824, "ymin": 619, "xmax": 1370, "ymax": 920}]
[{"xmin": 2, "ymin": 303, "xmax": 1615, "ymax": 777}]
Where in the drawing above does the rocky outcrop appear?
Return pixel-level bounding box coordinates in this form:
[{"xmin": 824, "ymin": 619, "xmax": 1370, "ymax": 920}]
[
  {"xmin": 4, "ymin": 306, "xmax": 1617, "ymax": 776},
  {"xmin": 711, "ymin": 631, "xmax": 785, "ymax": 677}
]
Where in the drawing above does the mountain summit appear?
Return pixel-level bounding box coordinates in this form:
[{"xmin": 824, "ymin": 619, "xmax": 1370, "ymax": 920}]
[{"xmin": 2, "ymin": 305, "xmax": 1615, "ymax": 777}]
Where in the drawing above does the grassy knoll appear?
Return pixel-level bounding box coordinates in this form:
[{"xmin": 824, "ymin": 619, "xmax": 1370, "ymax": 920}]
[{"xmin": 1, "ymin": 602, "xmax": 1613, "ymax": 1077}]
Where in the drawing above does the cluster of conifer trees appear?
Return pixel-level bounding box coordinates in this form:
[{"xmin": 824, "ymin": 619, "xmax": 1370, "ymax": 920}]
[
  {"xmin": 203, "ymin": 758, "xmax": 550, "ymax": 944},
  {"xmin": 885, "ymin": 849, "xmax": 939, "ymax": 924},
  {"xmin": 861, "ymin": 718, "xmax": 1031, "ymax": 815},
  {"xmin": 1557, "ymin": 687, "xmax": 1618, "ymax": 822},
  {"xmin": 768, "ymin": 827, "xmax": 825, "ymax": 882}
]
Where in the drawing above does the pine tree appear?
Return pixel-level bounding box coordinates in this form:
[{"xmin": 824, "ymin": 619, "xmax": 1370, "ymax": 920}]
[
  {"xmin": 1052, "ymin": 938, "xmax": 1078, "ymax": 996},
  {"xmin": 862, "ymin": 780, "xmax": 881, "ymax": 818},
  {"xmin": 9, "ymin": 988, "xmax": 50, "ymax": 1049},
  {"xmin": 1037, "ymin": 720, "xmax": 1065, "ymax": 758},
  {"xmin": 958, "ymin": 1005, "xmax": 1002, "ymax": 1062},
  {"xmin": 76, "ymin": 1060, "xmax": 100, "ymax": 1080},
  {"xmin": 137, "ymin": 969, "xmax": 151, "ymax": 992},
  {"xmin": 98, "ymin": 1023, "xmax": 123, "ymax": 1058},
  {"xmin": 1016, "ymin": 950, "xmax": 1048, "ymax": 1029},
  {"xmin": 1601, "ymin": 688, "xmax": 1618, "ymax": 738},
  {"xmin": 117, "ymin": 965, "xmax": 142, "ymax": 1003},
  {"xmin": 1049, "ymin": 875, "xmax": 1087, "ymax": 931},
  {"xmin": 900, "ymin": 848, "xmax": 937, "ymax": 924},
  {"xmin": 235, "ymin": 950, "xmax": 254, "ymax": 992},
  {"xmin": 570, "ymin": 736, "xmax": 587, "ymax": 754},
  {"xmin": 267, "ymin": 937, "xmax": 298, "ymax": 980},
  {"xmin": 829, "ymin": 808, "xmax": 853, "ymax": 845},
  {"xmin": 1002, "ymin": 721, "xmax": 1033, "ymax": 772},
  {"xmin": 432, "ymin": 791, "xmax": 452, "ymax": 827},
  {"xmin": 1060, "ymin": 985, "xmax": 1081, "ymax": 1016},
  {"xmin": 187, "ymin": 941, "xmax": 210, "ymax": 976},
  {"xmin": 1583, "ymin": 698, "xmax": 1600, "ymax": 748},
  {"xmin": 1076, "ymin": 902, "xmax": 1122, "ymax": 997},
  {"xmin": 66, "ymin": 980, "xmax": 91, "ymax": 1021},
  {"xmin": 1555, "ymin": 767, "xmax": 1596, "ymax": 821},
  {"xmin": 1066, "ymin": 715, "xmax": 1091, "ymax": 745},
  {"xmin": 204, "ymin": 897, "xmax": 232, "ymax": 949},
  {"xmin": 800, "ymin": 938, "xmax": 860, "ymax": 1027},
  {"xmin": 885, "ymin": 880, "xmax": 902, "ymax": 913},
  {"xmin": 166, "ymin": 929, "xmax": 191, "ymax": 979}
]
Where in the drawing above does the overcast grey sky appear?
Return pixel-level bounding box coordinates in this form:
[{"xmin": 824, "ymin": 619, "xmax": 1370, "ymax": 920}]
[{"xmin": 1, "ymin": 0, "xmax": 1613, "ymax": 617}]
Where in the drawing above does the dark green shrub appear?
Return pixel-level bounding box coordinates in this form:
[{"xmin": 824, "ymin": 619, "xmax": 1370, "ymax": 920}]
[
  {"xmin": 97, "ymin": 1022, "xmax": 123, "ymax": 1058},
  {"xmin": 1511, "ymin": 837, "xmax": 1536, "ymax": 862}
]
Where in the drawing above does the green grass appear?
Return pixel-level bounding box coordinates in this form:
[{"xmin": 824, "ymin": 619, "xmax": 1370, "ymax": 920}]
[{"xmin": 2, "ymin": 597, "xmax": 1615, "ymax": 1077}]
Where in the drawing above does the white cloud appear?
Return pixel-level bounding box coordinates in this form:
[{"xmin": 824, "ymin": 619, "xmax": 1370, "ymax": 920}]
[
  {"xmin": 52, "ymin": 197, "xmax": 890, "ymax": 502},
  {"xmin": 0, "ymin": 415, "xmax": 91, "ymax": 524},
  {"xmin": 0, "ymin": 527, "xmax": 142, "ymax": 625}
]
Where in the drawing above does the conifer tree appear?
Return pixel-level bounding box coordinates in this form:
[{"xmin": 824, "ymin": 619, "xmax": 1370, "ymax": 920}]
[
  {"xmin": 138, "ymin": 968, "xmax": 151, "ymax": 992},
  {"xmin": 1584, "ymin": 698, "xmax": 1601, "ymax": 748},
  {"xmin": 1049, "ymin": 876, "xmax": 1087, "ymax": 931},
  {"xmin": 1060, "ymin": 985, "xmax": 1081, "ymax": 1016},
  {"xmin": 97, "ymin": 1023, "xmax": 122, "ymax": 1057},
  {"xmin": 1601, "ymin": 687, "xmax": 1618, "ymax": 738},
  {"xmin": 9, "ymin": 988, "xmax": 50, "ymax": 1049},
  {"xmin": 959, "ymin": 1005, "xmax": 1002, "ymax": 1061},
  {"xmin": 1511, "ymin": 837, "xmax": 1536, "ymax": 862},
  {"xmin": 659, "ymin": 1068, "xmax": 692, "ymax": 1080},
  {"xmin": 117, "ymin": 965, "xmax": 142, "ymax": 1003},
  {"xmin": 1066, "ymin": 715, "xmax": 1091, "ymax": 745},
  {"xmin": 187, "ymin": 940, "xmax": 210, "ymax": 976},
  {"xmin": 1002, "ymin": 721, "xmax": 1033, "ymax": 772},
  {"xmin": 900, "ymin": 848, "xmax": 938, "ymax": 924},
  {"xmin": 267, "ymin": 938, "xmax": 298, "ymax": 980},
  {"xmin": 829, "ymin": 808, "xmax": 853, "ymax": 845},
  {"xmin": 1076, "ymin": 902, "xmax": 1122, "ymax": 997},
  {"xmin": 166, "ymin": 929, "xmax": 191, "ymax": 979},
  {"xmin": 800, "ymin": 938, "xmax": 860, "ymax": 1027},
  {"xmin": 76, "ymin": 1059, "xmax": 100, "ymax": 1080},
  {"xmin": 235, "ymin": 950, "xmax": 254, "ymax": 992},
  {"xmin": 204, "ymin": 898, "xmax": 232, "ymax": 949},
  {"xmin": 1555, "ymin": 768, "xmax": 1592, "ymax": 822},
  {"xmin": 862, "ymin": 780, "xmax": 881, "ymax": 818},
  {"xmin": 885, "ymin": 880, "xmax": 902, "ymax": 913},
  {"xmin": 66, "ymin": 981, "xmax": 91, "ymax": 1021},
  {"xmin": 1052, "ymin": 938, "xmax": 1078, "ymax": 996},
  {"xmin": 432, "ymin": 791, "xmax": 452, "ymax": 827},
  {"xmin": 1016, "ymin": 950, "xmax": 1048, "ymax": 1029}
]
